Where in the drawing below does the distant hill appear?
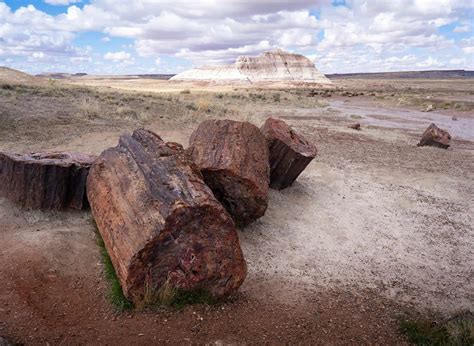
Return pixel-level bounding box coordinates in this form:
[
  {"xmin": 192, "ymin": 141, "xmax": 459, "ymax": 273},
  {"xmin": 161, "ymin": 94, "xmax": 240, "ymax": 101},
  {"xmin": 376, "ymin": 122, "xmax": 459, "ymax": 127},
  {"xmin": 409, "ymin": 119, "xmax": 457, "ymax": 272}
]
[
  {"xmin": 327, "ymin": 70, "xmax": 474, "ymax": 79},
  {"xmin": 0, "ymin": 67, "xmax": 47, "ymax": 85},
  {"xmin": 36, "ymin": 72, "xmax": 88, "ymax": 79},
  {"xmin": 36, "ymin": 73, "xmax": 175, "ymax": 80}
]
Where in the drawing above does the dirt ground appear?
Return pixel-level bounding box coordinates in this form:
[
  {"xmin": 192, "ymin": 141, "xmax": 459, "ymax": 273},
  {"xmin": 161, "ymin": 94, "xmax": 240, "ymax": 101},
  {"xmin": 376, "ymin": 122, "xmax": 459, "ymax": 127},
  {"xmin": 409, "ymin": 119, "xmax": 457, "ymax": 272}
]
[{"xmin": 0, "ymin": 75, "xmax": 473, "ymax": 344}]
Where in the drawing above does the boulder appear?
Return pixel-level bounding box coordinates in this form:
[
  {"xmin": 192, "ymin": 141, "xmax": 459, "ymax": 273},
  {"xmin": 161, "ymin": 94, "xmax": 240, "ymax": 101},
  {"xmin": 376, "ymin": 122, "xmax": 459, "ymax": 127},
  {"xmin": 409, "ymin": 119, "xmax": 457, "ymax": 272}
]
[
  {"xmin": 260, "ymin": 118, "xmax": 317, "ymax": 190},
  {"xmin": 188, "ymin": 120, "xmax": 269, "ymax": 226},
  {"xmin": 417, "ymin": 123, "xmax": 451, "ymax": 149},
  {"xmin": 87, "ymin": 129, "xmax": 246, "ymax": 304},
  {"xmin": 0, "ymin": 151, "xmax": 95, "ymax": 210}
]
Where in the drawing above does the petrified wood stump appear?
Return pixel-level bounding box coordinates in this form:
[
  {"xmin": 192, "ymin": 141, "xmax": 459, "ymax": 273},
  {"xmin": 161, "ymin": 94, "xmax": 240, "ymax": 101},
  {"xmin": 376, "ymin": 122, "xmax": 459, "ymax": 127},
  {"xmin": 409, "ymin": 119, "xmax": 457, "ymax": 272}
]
[
  {"xmin": 417, "ymin": 123, "xmax": 451, "ymax": 149},
  {"xmin": 87, "ymin": 129, "xmax": 246, "ymax": 304},
  {"xmin": 260, "ymin": 118, "xmax": 317, "ymax": 190},
  {"xmin": 0, "ymin": 151, "xmax": 95, "ymax": 210},
  {"xmin": 188, "ymin": 120, "xmax": 270, "ymax": 226}
]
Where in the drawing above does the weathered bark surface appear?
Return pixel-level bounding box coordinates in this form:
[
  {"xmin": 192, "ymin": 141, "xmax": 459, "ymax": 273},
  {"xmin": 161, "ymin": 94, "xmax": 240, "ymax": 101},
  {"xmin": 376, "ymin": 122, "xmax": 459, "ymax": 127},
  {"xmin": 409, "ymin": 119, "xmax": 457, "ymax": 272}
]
[
  {"xmin": 417, "ymin": 123, "xmax": 451, "ymax": 149},
  {"xmin": 0, "ymin": 151, "xmax": 95, "ymax": 210},
  {"xmin": 87, "ymin": 129, "xmax": 246, "ymax": 304},
  {"xmin": 188, "ymin": 120, "xmax": 269, "ymax": 226},
  {"xmin": 260, "ymin": 118, "xmax": 317, "ymax": 190},
  {"xmin": 348, "ymin": 123, "xmax": 361, "ymax": 130}
]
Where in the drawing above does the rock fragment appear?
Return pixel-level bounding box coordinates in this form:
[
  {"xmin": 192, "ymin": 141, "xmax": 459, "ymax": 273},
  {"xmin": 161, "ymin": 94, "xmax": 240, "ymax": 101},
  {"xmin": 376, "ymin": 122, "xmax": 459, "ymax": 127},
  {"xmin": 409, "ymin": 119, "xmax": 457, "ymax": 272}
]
[
  {"xmin": 188, "ymin": 119, "xmax": 270, "ymax": 226},
  {"xmin": 260, "ymin": 118, "xmax": 317, "ymax": 190},
  {"xmin": 348, "ymin": 123, "xmax": 361, "ymax": 130},
  {"xmin": 417, "ymin": 123, "xmax": 451, "ymax": 149}
]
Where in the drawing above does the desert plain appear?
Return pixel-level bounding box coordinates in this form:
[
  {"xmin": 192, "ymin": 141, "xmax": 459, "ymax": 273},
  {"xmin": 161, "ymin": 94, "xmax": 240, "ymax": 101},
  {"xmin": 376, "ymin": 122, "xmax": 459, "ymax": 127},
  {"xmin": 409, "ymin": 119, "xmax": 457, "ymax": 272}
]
[{"xmin": 0, "ymin": 69, "xmax": 473, "ymax": 344}]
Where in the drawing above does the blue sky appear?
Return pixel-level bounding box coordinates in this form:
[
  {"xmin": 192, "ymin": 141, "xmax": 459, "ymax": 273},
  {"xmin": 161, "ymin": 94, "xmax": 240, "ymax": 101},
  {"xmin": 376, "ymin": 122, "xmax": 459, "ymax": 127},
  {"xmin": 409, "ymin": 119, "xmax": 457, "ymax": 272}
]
[{"xmin": 0, "ymin": 0, "xmax": 473, "ymax": 74}]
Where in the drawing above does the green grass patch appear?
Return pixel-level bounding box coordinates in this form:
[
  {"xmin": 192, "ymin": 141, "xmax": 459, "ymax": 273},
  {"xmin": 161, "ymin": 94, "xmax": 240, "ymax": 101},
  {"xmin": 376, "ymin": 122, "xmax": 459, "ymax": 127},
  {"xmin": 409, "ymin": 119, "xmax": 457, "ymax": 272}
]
[
  {"xmin": 93, "ymin": 221, "xmax": 133, "ymax": 312},
  {"xmin": 400, "ymin": 311, "xmax": 473, "ymax": 345}
]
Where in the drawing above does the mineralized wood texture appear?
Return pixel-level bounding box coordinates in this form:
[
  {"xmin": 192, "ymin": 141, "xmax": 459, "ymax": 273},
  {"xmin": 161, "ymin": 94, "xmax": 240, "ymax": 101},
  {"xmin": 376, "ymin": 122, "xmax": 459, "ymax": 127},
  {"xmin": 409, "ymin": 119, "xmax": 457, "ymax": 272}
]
[
  {"xmin": 0, "ymin": 151, "xmax": 95, "ymax": 210},
  {"xmin": 260, "ymin": 118, "xmax": 317, "ymax": 190},
  {"xmin": 87, "ymin": 129, "xmax": 246, "ymax": 304},
  {"xmin": 188, "ymin": 120, "xmax": 270, "ymax": 226},
  {"xmin": 417, "ymin": 123, "xmax": 451, "ymax": 149}
]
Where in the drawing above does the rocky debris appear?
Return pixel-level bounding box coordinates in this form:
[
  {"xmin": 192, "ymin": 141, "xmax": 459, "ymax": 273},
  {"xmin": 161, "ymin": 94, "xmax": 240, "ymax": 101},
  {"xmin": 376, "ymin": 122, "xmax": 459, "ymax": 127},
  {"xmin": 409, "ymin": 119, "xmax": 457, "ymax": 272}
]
[
  {"xmin": 452, "ymin": 116, "xmax": 458, "ymax": 121},
  {"xmin": 260, "ymin": 118, "xmax": 317, "ymax": 190},
  {"xmin": 348, "ymin": 123, "xmax": 361, "ymax": 130},
  {"xmin": 171, "ymin": 49, "xmax": 332, "ymax": 85},
  {"xmin": 87, "ymin": 129, "xmax": 246, "ymax": 304},
  {"xmin": 188, "ymin": 120, "xmax": 270, "ymax": 226},
  {"xmin": 0, "ymin": 151, "xmax": 95, "ymax": 210},
  {"xmin": 417, "ymin": 123, "xmax": 451, "ymax": 149}
]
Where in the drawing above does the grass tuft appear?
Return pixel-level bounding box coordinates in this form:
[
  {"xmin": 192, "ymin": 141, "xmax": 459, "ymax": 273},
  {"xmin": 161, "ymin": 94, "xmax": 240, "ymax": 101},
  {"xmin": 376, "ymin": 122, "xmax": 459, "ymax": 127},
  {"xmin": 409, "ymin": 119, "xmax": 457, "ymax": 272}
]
[
  {"xmin": 400, "ymin": 311, "xmax": 473, "ymax": 345},
  {"xmin": 93, "ymin": 221, "xmax": 133, "ymax": 312}
]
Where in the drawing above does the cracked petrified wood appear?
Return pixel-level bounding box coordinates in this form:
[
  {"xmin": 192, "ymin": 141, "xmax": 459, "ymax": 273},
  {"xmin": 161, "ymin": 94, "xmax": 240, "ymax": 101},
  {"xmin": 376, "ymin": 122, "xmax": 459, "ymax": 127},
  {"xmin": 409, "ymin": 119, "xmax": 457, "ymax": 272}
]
[
  {"xmin": 417, "ymin": 123, "xmax": 451, "ymax": 149},
  {"xmin": 0, "ymin": 151, "xmax": 95, "ymax": 210},
  {"xmin": 260, "ymin": 118, "xmax": 317, "ymax": 190},
  {"xmin": 87, "ymin": 129, "xmax": 246, "ymax": 304},
  {"xmin": 188, "ymin": 120, "xmax": 270, "ymax": 226}
]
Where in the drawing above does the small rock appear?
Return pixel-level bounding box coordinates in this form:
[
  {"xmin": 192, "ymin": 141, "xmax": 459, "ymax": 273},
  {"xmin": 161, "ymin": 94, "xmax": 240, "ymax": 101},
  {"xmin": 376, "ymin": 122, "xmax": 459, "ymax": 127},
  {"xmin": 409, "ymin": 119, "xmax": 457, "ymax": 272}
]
[
  {"xmin": 423, "ymin": 104, "xmax": 435, "ymax": 112},
  {"xmin": 417, "ymin": 123, "xmax": 451, "ymax": 149},
  {"xmin": 348, "ymin": 123, "xmax": 361, "ymax": 130},
  {"xmin": 452, "ymin": 116, "xmax": 458, "ymax": 121}
]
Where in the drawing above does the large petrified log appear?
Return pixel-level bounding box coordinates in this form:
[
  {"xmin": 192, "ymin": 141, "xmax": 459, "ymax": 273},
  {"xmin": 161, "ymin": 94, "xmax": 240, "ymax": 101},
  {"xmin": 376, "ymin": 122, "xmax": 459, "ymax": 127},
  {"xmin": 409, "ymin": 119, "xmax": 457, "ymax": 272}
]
[
  {"xmin": 188, "ymin": 120, "xmax": 270, "ymax": 226},
  {"xmin": 87, "ymin": 129, "xmax": 246, "ymax": 304},
  {"xmin": 0, "ymin": 151, "xmax": 95, "ymax": 210},
  {"xmin": 260, "ymin": 118, "xmax": 317, "ymax": 190},
  {"xmin": 417, "ymin": 123, "xmax": 451, "ymax": 149}
]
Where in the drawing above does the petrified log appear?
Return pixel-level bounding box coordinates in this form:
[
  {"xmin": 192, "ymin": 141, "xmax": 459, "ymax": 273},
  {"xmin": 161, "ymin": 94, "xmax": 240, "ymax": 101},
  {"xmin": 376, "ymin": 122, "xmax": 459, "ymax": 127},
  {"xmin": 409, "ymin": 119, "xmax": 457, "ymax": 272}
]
[
  {"xmin": 348, "ymin": 123, "xmax": 361, "ymax": 130},
  {"xmin": 188, "ymin": 120, "xmax": 270, "ymax": 226},
  {"xmin": 0, "ymin": 151, "xmax": 95, "ymax": 210},
  {"xmin": 87, "ymin": 129, "xmax": 246, "ymax": 304},
  {"xmin": 417, "ymin": 123, "xmax": 451, "ymax": 149},
  {"xmin": 260, "ymin": 118, "xmax": 317, "ymax": 190}
]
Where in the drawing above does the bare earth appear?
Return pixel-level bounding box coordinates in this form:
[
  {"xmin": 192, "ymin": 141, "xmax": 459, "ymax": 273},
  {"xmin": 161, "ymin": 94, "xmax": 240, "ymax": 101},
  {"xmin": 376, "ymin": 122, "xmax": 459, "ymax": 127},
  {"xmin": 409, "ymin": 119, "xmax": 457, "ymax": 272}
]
[{"xmin": 0, "ymin": 74, "xmax": 473, "ymax": 344}]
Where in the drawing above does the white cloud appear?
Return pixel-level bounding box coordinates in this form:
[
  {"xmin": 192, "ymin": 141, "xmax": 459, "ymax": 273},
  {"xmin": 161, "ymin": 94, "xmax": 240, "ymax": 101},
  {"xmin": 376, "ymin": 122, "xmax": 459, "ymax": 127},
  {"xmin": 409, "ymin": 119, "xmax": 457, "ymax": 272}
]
[
  {"xmin": 454, "ymin": 25, "xmax": 470, "ymax": 33},
  {"xmin": 155, "ymin": 57, "xmax": 161, "ymax": 65},
  {"xmin": 44, "ymin": 0, "xmax": 81, "ymax": 5},
  {"xmin": 104, "ymin": 51, "xmax": 131, "ymax": 61}
]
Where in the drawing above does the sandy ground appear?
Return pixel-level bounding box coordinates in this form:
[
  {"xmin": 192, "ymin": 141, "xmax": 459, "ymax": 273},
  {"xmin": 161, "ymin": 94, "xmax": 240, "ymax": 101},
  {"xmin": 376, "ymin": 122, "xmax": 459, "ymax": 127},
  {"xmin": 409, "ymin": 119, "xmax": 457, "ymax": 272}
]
[{"xmin": 0, "ymin": 76, "xmax": 473, "ymax": 344}]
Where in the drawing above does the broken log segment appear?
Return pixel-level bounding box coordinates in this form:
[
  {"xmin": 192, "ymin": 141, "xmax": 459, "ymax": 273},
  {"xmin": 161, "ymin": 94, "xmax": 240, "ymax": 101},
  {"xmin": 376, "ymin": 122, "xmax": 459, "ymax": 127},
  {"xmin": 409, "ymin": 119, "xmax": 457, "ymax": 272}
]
[
  {"xmin": 188, "ymin": 119, "xmax": 270, "ymax": 226},
  {"xmin": 87, "ymin": 129, "xmax": 246, "ymax": 305},
  {"xmin": 417, "ymin": 123, "xmax": 451, "ymax": 149},
  {"xmin": 0, "ymin": 151, "xmax": 95, "ymax": 210},
  {"xmin": 260, "ymin": 118, "xmax": 317, "ymax": 190}
]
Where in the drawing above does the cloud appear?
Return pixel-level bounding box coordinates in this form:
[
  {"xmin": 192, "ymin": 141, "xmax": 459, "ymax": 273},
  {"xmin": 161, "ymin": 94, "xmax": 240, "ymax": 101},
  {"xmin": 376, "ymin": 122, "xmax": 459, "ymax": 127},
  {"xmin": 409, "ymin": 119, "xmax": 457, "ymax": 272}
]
[
  {"xmin": 1, "ymin": 0, "xmax": 473, "ymax": 74},
  {"xmin": 44, "ymin": 0, "xmax": 81, "ymax": 5},
  {"xmin": 454, "ymin": 25, "xmax": 470, "ymax": 33},
  {"xmin": 104, "ymin": 51, "xmax": 131, "ymax": 61}
]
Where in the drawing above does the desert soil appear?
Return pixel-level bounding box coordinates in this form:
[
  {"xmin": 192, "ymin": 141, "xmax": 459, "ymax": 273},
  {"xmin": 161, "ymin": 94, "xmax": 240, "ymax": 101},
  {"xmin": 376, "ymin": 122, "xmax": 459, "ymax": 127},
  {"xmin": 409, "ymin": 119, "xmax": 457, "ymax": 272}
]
[{"xmin": 0, "ymin": 75, "xmax": 473, "ymax": 344}]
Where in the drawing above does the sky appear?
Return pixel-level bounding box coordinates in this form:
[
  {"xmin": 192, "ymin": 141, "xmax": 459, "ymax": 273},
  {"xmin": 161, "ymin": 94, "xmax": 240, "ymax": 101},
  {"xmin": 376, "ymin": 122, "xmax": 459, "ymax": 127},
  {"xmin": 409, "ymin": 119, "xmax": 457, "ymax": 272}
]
[{"xmin": 0, "ymin": 0, "xmax": 473, "ymax": 75}]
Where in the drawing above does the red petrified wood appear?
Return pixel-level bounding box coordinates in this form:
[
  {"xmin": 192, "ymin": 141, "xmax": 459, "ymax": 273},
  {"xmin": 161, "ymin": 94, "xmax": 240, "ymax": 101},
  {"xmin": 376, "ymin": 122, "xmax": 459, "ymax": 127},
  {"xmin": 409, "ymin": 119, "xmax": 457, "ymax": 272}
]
[
  {"xmin": 0, "ymin": 151, "xmax": 95, "ymax": 210},
  {"xmin": 417, "ymin": 123, "xmax": 451, "ymax": 149},
  {"xmin": 260, "ymin": 118, "xmax": 317, "ymax": 190},
  {"xmin": 87, "ymin": 129, "xmax": 246, "ymax": 305},
  {"xmin": 188, "ymin": 119, "xmax": 270, "ymax": 226}
]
